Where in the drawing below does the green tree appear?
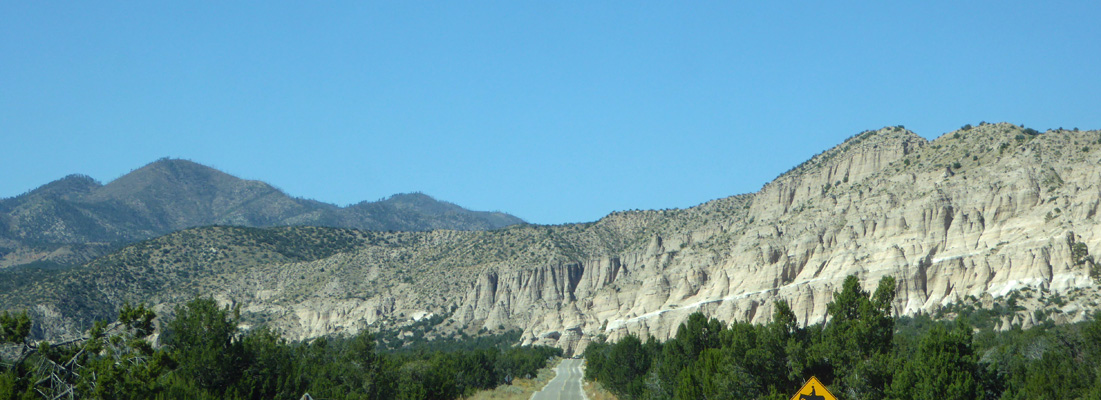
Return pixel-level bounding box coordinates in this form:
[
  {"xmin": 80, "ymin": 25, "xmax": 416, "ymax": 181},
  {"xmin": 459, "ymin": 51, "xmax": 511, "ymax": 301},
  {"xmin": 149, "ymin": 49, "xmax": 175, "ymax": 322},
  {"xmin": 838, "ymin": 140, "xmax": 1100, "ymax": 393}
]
[
  {"xmin": 1015, "ymin": 351, "xmax": 1093, "ymax": 399},
  {"xmin": 815, "ymin": 275, "xmax": 897, "ymax": 399},
  {"xmin": 673, "ymin": 369, "xmax": 703, "ymax": 400},
  {"xmin": 89, "ymin": 322, "xmax": 173, "ymax": 399},
  {"xmin": 0, "ymin": 311, "xmax": 31, "ymax": 344},
  {"xmin": 118, "ymin": 302, "xmax": 157, "ymax": 337},
  {"xmin": 654, "ymin": 337, "xmax": 688, "ymax": 397},
  {"xmin": 688, "ymin": 347, "xmax": 762, "ymax": 400},
  {"xmin": 656, "ymin": 313, "xmax": 725, "ymax": 395},
  {"xmin": 162, "ymin": 298, "xmax": 246, "ymax": 391},
  {"xmin": 768, "ymin": 300, "xmax": 806, "ymax": 392},
  {"xmin": 605, "ymin": 335, "xmax": 651, "ymax": 398},
  {"xmin": 235, "ymin": 327, "xmax": 299, "ymax": 400},
  {"xmin": 677, "ymin": 313, "xmax": 725, "ymax": 360},
  {"xmin": 396, "ymin": 360, "xmax": 432, "ymax": 399},
  {"xmin": 889, "ymin": 322, "xmax": 982, "ymax": 400}
]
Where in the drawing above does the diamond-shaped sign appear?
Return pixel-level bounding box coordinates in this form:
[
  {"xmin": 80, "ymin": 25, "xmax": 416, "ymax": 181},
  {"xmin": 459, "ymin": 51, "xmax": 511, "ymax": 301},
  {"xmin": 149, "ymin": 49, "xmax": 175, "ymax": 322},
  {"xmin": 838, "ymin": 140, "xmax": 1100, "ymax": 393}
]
[{"xmin": 789, "ymin": 376, "xmax": 837, "ymax": 400}]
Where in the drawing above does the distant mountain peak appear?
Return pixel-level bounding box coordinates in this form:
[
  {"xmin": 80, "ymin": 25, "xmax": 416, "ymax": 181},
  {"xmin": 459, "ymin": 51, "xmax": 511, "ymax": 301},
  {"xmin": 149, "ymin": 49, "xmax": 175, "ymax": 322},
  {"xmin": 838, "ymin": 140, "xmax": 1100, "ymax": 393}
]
[
  {"xmin": 43, "ymin": 173, "xmax": 101, "ymax": 190},
  {"xmin": 11, "ymin": 174, "xmax": 102, "ymax": 202},
  {"xmin": 385, "ymin": 192, "xmax": 434, "ymax": 201},
  {"xmin": 89, "ymin": 158, "xmax": 263, "ymax": 201},
  {"xmin": 351, "ymin": 191, "xmax": 525, "ymax": 230},
  {"xmin": 145, "ymin": 157, "xmax": 217, "ymax": 172},
  {"xmin": 1, "ymin": 158, "xmax": 525, "ymax": 269},
  {"xmin": 132, "ymin": 157, "xmax": 232, "ymax": 181},
  {"xmin": 378, "ymin": 192, "xmax": 457, "ymax": 210},
  {"xmin": 59, "ymin": 173, "xmax": 99, "ymax": 184}
]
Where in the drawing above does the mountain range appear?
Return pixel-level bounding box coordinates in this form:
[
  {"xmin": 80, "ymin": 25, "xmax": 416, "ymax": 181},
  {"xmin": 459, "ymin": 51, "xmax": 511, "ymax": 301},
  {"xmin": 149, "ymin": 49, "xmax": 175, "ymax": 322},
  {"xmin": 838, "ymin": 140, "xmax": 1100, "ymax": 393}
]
[
  {"xmin": 4, "ymin": 123, "xmax": 1101, "ymax": 356},
  {"xmin": 0, "ymin": 158, "xmax": 523, "ymax": 269}
]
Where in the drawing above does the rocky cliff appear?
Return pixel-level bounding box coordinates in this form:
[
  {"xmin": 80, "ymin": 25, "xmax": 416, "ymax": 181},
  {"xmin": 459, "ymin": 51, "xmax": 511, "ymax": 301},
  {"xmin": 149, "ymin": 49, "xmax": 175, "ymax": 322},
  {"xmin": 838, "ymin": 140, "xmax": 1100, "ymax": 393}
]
[{"xmin": 6, "ymin": 124, "xmax": 1101, "ymax": 355}]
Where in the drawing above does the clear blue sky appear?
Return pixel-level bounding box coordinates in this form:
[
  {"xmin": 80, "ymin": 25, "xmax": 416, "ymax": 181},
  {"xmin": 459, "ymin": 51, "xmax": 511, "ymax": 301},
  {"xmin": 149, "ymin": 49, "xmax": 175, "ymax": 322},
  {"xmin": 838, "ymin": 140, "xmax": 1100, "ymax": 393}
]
[{"xmin": 2, "ymin": 2, "xmax": 1099, "ymax": 224}]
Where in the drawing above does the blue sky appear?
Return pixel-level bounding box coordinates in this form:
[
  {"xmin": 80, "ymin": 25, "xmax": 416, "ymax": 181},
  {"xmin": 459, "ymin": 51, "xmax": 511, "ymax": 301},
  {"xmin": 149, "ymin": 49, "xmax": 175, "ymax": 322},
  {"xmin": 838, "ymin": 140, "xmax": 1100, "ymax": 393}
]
[{"xmin": 2, "ymin": 2, "xmax": 1099, "ymax": 224}]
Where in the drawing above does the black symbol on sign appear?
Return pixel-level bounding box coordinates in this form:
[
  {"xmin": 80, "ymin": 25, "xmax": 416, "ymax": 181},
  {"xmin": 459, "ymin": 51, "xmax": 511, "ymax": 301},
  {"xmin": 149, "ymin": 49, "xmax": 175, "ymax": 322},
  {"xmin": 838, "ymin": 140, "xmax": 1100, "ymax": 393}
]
[{"xmin": 799, "ymin": 387, "xmax": 825, "ymax": 400}]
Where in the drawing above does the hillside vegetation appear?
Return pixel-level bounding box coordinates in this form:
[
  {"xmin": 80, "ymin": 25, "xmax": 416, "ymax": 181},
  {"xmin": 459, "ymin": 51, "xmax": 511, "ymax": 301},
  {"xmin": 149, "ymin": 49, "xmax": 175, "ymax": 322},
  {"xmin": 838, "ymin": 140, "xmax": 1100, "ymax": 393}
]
[
  {"xmin": 0, "ymin": 158, "xmax": 523, "ymax": 270},
  {"xmin": 0, "ymin": 299, "xmax": 561, "ymax": 400},
  {"xmin": 5, "ymin": 123, "xmax": 1101, "ymax": 360},
  {"xmin": 585, "ymin": 275, "xmax": 1101, "ymax": 399}
]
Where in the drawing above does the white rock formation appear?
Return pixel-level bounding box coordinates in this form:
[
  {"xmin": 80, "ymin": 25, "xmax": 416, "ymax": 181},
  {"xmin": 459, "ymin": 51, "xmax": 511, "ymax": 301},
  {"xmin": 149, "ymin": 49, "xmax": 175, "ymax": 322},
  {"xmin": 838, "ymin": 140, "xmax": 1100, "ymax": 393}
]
[{"xmin": 20, "ymin": 124, "xmax": 1101, "ymax": 354}]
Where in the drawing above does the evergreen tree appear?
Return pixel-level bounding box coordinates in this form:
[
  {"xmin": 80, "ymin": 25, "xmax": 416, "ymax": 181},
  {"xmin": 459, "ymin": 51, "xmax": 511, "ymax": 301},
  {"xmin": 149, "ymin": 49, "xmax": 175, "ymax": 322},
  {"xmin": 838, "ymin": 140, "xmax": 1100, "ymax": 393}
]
[
  {"xmin": 0, "ymin": 312, "xmax": 31, "ymax": 345},
  {"xmin": 889, "ymin": 322, "xmax": 982, "ymax": 400},
  {"xmin": 161, "ymin": 298, "xmax": 246, "ymax": 391},
  {"xmin": 815, "ymin": 275, "xmax": 897, "ymax": 399},
  {"xmin": 605, "ymin": 335, "xmax": 650, "ymax": 398}
]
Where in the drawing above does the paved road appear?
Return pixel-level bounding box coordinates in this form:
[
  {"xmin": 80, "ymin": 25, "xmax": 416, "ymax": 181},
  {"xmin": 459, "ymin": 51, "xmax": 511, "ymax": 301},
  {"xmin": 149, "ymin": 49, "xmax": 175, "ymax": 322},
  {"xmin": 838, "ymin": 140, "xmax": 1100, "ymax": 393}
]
[{"xmin": 531, "ymin": 358, "xmax": 587, "ymax": 400}]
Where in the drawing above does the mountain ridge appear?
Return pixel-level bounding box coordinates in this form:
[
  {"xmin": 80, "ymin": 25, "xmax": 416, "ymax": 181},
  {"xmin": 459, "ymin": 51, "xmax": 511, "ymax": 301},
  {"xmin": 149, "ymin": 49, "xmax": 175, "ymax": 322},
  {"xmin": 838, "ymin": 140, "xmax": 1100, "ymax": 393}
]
[
  {"xmin": 5, "ymin": 123, "xmax": 1101, "ymax": 356},
  {"xmin": 0, "ymin": 158, "xmax": 525, "ymax": 269}
]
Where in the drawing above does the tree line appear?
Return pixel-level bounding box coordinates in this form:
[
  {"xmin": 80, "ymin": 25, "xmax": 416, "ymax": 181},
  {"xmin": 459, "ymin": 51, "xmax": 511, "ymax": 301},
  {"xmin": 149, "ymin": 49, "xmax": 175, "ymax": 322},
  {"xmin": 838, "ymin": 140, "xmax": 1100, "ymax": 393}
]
[
  {"xmin": 0, "ymin": 298, "xmax": 560, "ymax": 399},
  {"xmin": 584, "ymin": 275, "xmax": 1101, "ymax": 399}
]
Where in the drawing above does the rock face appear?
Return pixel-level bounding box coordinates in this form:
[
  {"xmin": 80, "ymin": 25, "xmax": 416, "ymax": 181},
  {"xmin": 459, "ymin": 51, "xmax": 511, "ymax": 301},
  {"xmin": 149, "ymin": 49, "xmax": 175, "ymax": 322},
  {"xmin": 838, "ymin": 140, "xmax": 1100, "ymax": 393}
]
[
  {"xmin": 7, "ymin": 124, "xmax": 1101, "ymax": 355},
  {"xmin": 438, "ymin": 124, "xmax": 1101, "ymax": 351}
]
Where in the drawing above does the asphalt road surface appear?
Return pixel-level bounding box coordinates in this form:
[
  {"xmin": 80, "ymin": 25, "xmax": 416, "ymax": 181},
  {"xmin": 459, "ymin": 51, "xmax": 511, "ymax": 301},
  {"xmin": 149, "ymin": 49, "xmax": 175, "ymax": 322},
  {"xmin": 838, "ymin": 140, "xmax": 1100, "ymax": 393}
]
[{"xmin": 531, "ymin": 358, "xmax": 587, "ymax": 400}]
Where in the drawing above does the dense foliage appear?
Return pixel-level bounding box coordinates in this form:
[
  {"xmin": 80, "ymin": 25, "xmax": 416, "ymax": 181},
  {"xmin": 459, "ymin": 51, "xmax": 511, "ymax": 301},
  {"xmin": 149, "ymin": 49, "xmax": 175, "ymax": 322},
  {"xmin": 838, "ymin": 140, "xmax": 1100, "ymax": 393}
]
[
  {"xmin": 0, "ymin": 298, "xmax": 560, "ymax": 400},
  {"xmin": 585, "ymin": 275, "xmax": 1101, "ymax": 399}
]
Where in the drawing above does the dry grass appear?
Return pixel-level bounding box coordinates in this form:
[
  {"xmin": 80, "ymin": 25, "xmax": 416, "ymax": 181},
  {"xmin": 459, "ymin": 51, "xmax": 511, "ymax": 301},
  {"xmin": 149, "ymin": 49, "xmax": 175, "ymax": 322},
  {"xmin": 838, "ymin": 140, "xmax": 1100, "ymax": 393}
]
[
  {"xmin": 583, "ymin": 380, "xmax": 619, "ymax": 400},
  {"xmin": 466, "ymin": 358, "xmax": 561, "ymax": 400}
]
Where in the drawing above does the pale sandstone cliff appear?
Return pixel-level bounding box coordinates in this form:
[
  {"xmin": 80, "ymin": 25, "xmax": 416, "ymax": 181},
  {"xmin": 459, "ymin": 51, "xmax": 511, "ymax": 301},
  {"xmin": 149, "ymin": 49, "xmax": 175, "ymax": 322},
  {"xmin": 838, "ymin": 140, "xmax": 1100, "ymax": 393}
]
[
  {"xmin": 210, "ymin": 124, "xmax": 1101, "ymax": 354},
  {"xmin": 16, "ymin": 124, "xmax": 1101, "ymax": 354},
  {"xmin": 451, "ymin": 124, "xmax": 1101, "ymax": 352}
]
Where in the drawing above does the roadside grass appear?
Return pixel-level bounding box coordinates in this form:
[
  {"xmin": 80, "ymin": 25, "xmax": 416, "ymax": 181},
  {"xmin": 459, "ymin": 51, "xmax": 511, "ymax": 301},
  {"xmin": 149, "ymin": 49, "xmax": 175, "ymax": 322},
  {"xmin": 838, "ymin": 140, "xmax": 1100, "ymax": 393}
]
[
  {"xmin": 582, "ymin": 380, "xmax": 619, "ymax": 400},
  {"xmin": 466, "ymin": 357, "xmax": 561, "ymax": 400}
]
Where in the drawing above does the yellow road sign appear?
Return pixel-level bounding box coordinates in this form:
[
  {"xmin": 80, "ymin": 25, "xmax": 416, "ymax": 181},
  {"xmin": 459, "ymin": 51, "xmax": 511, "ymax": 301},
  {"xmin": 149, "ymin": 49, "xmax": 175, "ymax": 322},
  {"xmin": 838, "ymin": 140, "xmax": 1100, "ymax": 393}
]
[{"xmin": 789, "ymin": 376, "xmax": 837, "ymax": 400}]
